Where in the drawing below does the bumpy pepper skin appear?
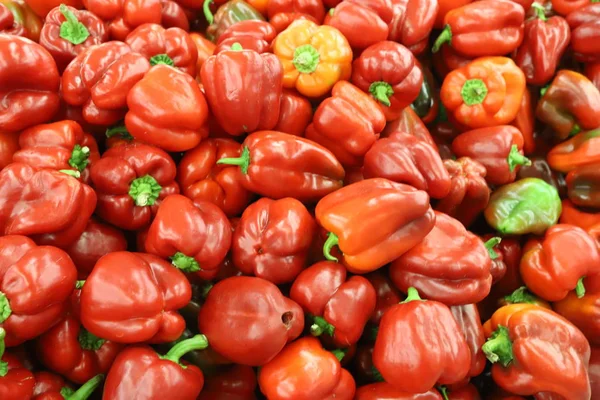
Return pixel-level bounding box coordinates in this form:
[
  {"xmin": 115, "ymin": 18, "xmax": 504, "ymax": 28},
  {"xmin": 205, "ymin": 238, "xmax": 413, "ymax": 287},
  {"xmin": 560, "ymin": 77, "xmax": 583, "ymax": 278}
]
[
  {"xmin": 351, "ymin": 41, "xmax": 423, "ymax": 121},
  {"xmin": 306, "ymin": 81, "xmax": 386, "ymax": 167},
  {"xmin": 484, "ymin": 177, "xmax": 561, "ymax": 235},
  {"xmin": 267, "ymin": 0, "xmax": 325, "ymax": 33},
  {"xmin": 441, "ymin": 57, "xmax": 526, "ymax": 129},
  {"xmin": 290, "ymin": 262, "xmax": 377, "ymax": 346},
  {"xmin": 436, "ymin": 157, "xmax": 490, "ymax": 228},
  {"xmin": 483, "ymin": 304, "xmax": 591, "ymax": 399},
  {"xmin": 388, "ymin": 0, "xmax": 438, "ymax": 55},
  {"xmin": 145, "ymin": 194, "xmax": 232, "ymax": 273},
  {"xmin": 272, "ymin": 19, "xmax": 352, "ymax": 98},
  {"xmin": 81, "ymin": 251, "xmax": 191, "ymax": 344},
  {"xmin": 202, "ymin": 47, "xmax": 283, "ymax": 137},
  {"xmin": 363, "ymin": 131, "xmax": 451, "ymax": 199},
  {"xmin": 90, "ymin": 143, "xmax": 179, "ymax": 231},
  {"xmin": 198, "ymin": 276, "xmax": 304, "ymax": 366},
  {"xmin": 0, "ymin": 340, "xmax": 35, "ymax": 400},
  {"xmin": 432, "ymin": 0, "xmax": 525, "ymax": 57},
  {"xmin": 0, "ymin": 236, "xmax": 77, "ymax": 347},
  {"xmin": 258, "ymin": 337, "xmax": 355, "ymax": 400},
  {"xmin": 206, "ymin": 0, "xmax": 265, "ymax": 41},
  {"xmin": 0, "ymin": 0, "xmax": 42, "ymax": 41},
  {"xmin": 126, "ymin": 65, "xmax": 209, "ymax": 152},
  {"xmin": 233, "ymin": 198, "xmax": 316, "ymax": 284},
  {"xmin": 0, "ymin": 132, "xmax": 19, "ymax": 170},
  {"xmin": 316, "ymin": 178, "xmax": 435, "ymax": 273},
  {"xmin": 390, "ymin": 212, "xmax": 492, "ymax": 305},
  {"xmin": 355, "ymin": 383, "xmax": 443, "ymax": 400},
  {"xmin": 567, "ymin": 4, "xmax": 600, "ymax": 63},
  {"xmin": 373, "ymin": 289, "xmax": 471, "ymax": 392},
  {"xmin": 215, "ymin": 19, "xmax": 276, "ymax": 54},
  {"xmin": 61, "ymin": 41, "xmax": 151, "ymax": 127},
  {"xmin": 548, "ymin": 129, "xmax": 600, "ymax": 173},
  {"xmin": 0, "ymin": 35, "xmax": 60, "ymax": 132},
  {"xmin": 451, "ymin": 304, "xmax": 486, "ymax": 379},
  {"xmin": 566, "ymin": 164, "xmax": 600, "ymax": 207},
  {"xmin": 125, "ymin": 24, "xmax": 198, "ymax": 77},
  {"xmin": 0, "ymin": 163, "xmax": 96, "ymax": 248},
  {"xmin": 274, "ymin": 89, "xmax": 313, "ymax": 136}
]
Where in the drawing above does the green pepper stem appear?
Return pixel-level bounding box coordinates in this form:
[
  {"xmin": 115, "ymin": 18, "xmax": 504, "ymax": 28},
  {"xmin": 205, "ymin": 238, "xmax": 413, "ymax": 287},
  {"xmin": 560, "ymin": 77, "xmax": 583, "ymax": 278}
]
[
  {"xmin": 437, "ymin": 386, "xmax": 450, "ymax": 400},
  {"xmin": 150, "ymin": 54, "xmax": 175, "ymax": 67},
  {"xmin": 401, "ymin": 287, "xmax": 423, "ymax": 303},
  {"xmin": 369, "ymin": 82, "xmax": 394, "ymax": 107},
  {"xmin": 504, "ymin": 286, "xmax": 538, "ymax": 304},
  {"xmin": 461, "ymin": 79, "xmax": 488, "ymax": 106},
  {"xmin": 484, "ymin": 237, "xmax": 502, "ymax": 260},
  {"xmin": 69, "ymin": 145, "xmax": 91, "ymax": 172},
  {"xmin": 323, "ymin": 232, "xmax": 339, "ymax": 262},
  {"xmin": 372, "ymin": 366, "xmax": 384, "ymax": 382},
  {"xmin": 570, "ymin": 123, "xmax": 582, "ymax": 137},
  {"xmin": 204, "ymin": 0, "xmax": 214, "ymax": 24},
  {"xmin": 105, "ymin": 125, "xmax": 133, "ymax": 140},
  {"xmin": 0, "ymin": 292, "xmax": 11, "ymax": 324},
  {"xmin": 216, "ymin": 146, "xmax": 251, "ymax": 174},
  {"xmin": 200, "ymin": 282, "xmax": 213, "ymax": 299},
  {"xmin": 482, "ymin": 325, "xmax": 514, "ymax": 367},
  {"xmin": 59, "ymin": 4, "xmax": 90, "ymax": 45},
  {"xmin": 128, "ymin": 175, "xmax": 162, "ymax": 207},
  {"xmin": 170, "ymin": 252, "xmax": 201, "ymax": 273},
  {"xmin": 0, "ymin": 328, "xmax": 7, "ymax": 377},
  {"xmin": 230, "ymin": 42, "xmax": 243, "ymax": 51},
  {"xmin": 76, "ymin": 280, "xmax": 85, "ymax": 289},
  {"xmin": 161, "ymin": 334, "xmax": 209, "ymax": 365},
  {"xmin": 65, "ymin": 374, "xmax": 104, "ymax": 400},
  {"xmin": 432, "ymin": 25, "xmax": 452, "ymax": 53},
  {"xmin": 531, "ymin": 2, "xmax": 547, "ymax": 20},
  {"xmin": 540, "ymin": 85, "xmax": 549, "ymax": 97},
  {"xmin": 292, "ymin": 44, "xmax": 320, "ymax": 74},
  {"xmin": 576, "ymin": 277, "xmax": 586, "ymax": 298},
  {"xmin": 60, "ymin": 169, "xmax": 81, "ymax": 178},
  {"xmin": 330, "ymin": 348, "xmax": 346, "ymax": 362},
  {"xmin": 310, "ymin": 316, "xmax": 335, "ymax": 337},
  {"xmin": 78, "ymin": 329, "xmax": 105, "ymax": 351},
  {"xmin": 507, "ymin": 144, "xmax": 531, "ymax": 172}
]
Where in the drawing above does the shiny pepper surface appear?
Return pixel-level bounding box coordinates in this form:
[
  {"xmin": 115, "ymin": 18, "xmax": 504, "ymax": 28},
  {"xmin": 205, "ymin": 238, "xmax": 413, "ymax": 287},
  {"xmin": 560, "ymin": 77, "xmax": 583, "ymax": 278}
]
[
  {"xmin": 567, "ymin": 4, "xmax": 600, "ymax": 63},
  {"xmin": 388, "ymin": 0, "xmax": 438, "ymax": 55}
]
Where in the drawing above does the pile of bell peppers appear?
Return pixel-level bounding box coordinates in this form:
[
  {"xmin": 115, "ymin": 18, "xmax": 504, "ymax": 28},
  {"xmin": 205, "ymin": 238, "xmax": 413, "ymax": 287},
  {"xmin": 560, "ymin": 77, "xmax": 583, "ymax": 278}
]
[{"xmin": 1, "ymin": 0, "xmax": 600, "ymax": 398}]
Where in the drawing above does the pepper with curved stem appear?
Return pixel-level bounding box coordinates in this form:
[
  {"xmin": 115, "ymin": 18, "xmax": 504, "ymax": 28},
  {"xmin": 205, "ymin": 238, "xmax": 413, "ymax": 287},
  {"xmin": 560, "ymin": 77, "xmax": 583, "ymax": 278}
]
[{"xmin": 58, "ymin": 4, "xmax": 89, "ymax": 45}]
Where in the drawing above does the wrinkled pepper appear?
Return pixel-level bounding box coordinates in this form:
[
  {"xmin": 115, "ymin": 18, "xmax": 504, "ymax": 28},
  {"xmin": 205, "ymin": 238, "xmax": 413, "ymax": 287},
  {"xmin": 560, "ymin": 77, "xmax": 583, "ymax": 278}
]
[
  {"xmin": 206, "ymin": 0, "xmax": 265, "ymax": 41},
  {"xmin": 548, "ymin": 128, "xmax": 600, "ymax": 173},
  {"xmin": 214, "ymin": 19, "xmax": 276, "ymax": 54},
  {"xmin": 0, "ymin": 0, "xmax": 42, "ymax": 41},
  {"xmin": 274, "ymin": 89, "xmax": 313, "ymax": 136},
  {"xmin": 567, "ymin": 4, "xmax": 600, "ymax": 63},
  {"xmin": 267, "ymin": 0, "xmax": 325, "ymax": 33},
  {"xmin": 388, "ymin": 0, "xmax": 438, "ymax": 55}
]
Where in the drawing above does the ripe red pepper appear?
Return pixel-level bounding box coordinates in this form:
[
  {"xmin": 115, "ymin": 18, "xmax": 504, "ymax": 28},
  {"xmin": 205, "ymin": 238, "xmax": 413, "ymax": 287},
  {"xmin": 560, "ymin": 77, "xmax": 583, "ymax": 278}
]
[
  {"xmin": 0, "ymin": 330, "xmax": 35, "ymax": 399},
  {"xmin": 0, "ymin": 163, "xmax": 96, "ymax": 248},
  {"xmin": 316, "ymin": 178, "xmax": 435, "ymax": 273},
  {"xmin": 90, "ymin": 143, "xmax": 179, "ymax": 231},
  {"xmin": 205, "ymin": 0, "xmax": 266, "ymax": 41},
  {"xmin": 202, "ymin": 45, "xmax": 283, "ymax": 137},
  {"xmin": 432, "ymin": 44, "xmax": 472, "ymax": 78},
  {"xmin": 355, "ymin": 383, "xmax": 444, "ymax": 399},
  {"xmin": 267, "ymin": 0, "xmax": 325, "ymax": 33},
  {"xmin": 390, "ymin": 212, "xmax": 494, "ymax": 305},
  {"xmin": 351, "ymin": 41, "xmax": 423, "ymax": 121},
  {"xmin": 306, "ymin": 81, "xmax": 386, "ymax": 167},
  {"xmin": 435, "ymin": 157, "xmax": 490, "ymax": 228},
  {"xmin": 0, "ymin": 132, "xmax": 19, "ymax": 170},
  {"xmin": 511, "ymin": 88, "xmax": 535, "ymax": 155},
  {"xmin": 373, "ymin": 288, "xmax": 471, "ymax": 392},
  {"xmin": 258, "ymin": 337, "xmax": 356, "ymax": 400},
  {"xmin": 363, "ymin": 131, "xmax": 451, "ymax": 199},
  {"xmin": 190, "ymin": 32, "xmax": 215, "ymax": 75},
  {"xmin": 81, "ymin": 251, "xmax": 192, "ymax": 344},
  {"xmin": 145, "ymin": 194, "xmax": 232, "ymax": 273},
  {"xmin": 591, "ymin": 347, "xmax": 600, "ymax": 397},
  {"xmin": 383, "ymin": 106, "xmax": 437, "ymax": 149},
  {"xmin": 290, "ymin": 261, "xmax": 376, "ymax": 346},
  {"xmin": 274, "ymin": 89, "xmax": 313, "ymax": 136},
  {"xmin": 215, "ymin": 20, "xmax": 276, "ymax": 53},
  {"xmin": 560, "ymin": 199, "xmax": 600, "ymax": 230},
  {"xmin": 551, "ymin": 0, "xmax": 590, "ymax": 15},
  {"xmin": 554, "ymin": 280, "xmax": 600, "ymax": 346},
  {"xmin": 0, "ymin": 235, "xmax": 77, "ymax": 346},
  {"xmin": 443, "ymin": 384, "xmax": 480, "ymax": 400},
  {"xmin": 567, "ymin": 3, "xmax": 600, "ymax": 62},
  {"xmin": 32, "ymin": 372, "xmax": 104, "ymax": 400},
  {"xmin": 198, "ymin": 276, "xmax": 304, "ymax": 366},
  {"xmin": 365, "ymin": 271, "xmax": 402, "ymax": 325},
  {"xmin": 586, "ymin": 62, "xmax": 600, "ymax": 91},
  {"xmin": 216, "ymin": 131, "xmax": 345, "ymax": 202},
  {"xmin": 103, "ymin": 334, "xmax": 209, "ymax": 400},
  {"xmin": 0, "ymin": 35, "xmax": 60, "ymax": 132},
  {"xmin": 566, "ymin": 164, "xmax": 600, "ymax": 207},
  {"xmin": 450, "ymin": 304, "xmax": 486, "ymax": 379},
  {"xmin": 125, "ymin": 24, "xmax": 198, "ymax": 77},
  {"xmin": 0, "ymin": 0, "xmax": 42, "ymax": 41},
  {"xmin": 388, "ymin": 0, "xmax": 438, "ymax": 55},
  {"xmin": 197, "ymin": 364, "xmax": 257, "ymax": 400}
]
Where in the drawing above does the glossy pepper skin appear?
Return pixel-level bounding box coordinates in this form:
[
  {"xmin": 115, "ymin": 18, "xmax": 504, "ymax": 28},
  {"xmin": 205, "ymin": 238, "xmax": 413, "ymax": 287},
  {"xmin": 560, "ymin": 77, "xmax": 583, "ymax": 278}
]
[
  {"xmin": 216, "ymin": 131, "xmax": 345, "ymax": 202},
  {"xmin": 233, "ymin": 198, "xmax": 316, "ymax": 284},
  {"xmin": 560, "ymin": 199, "xmax": 600, "ymax": 231},
  {"xmin": 436, "ymin": 157, "xmax": 490, "ymax": 228},
  {"xmin": 126, "ymin": 65, "xmax": 209, "ymax": 152},
  {"xmin": 103, "ymin": 334, "xmax": 208, "ymax": 400},
  {"xmin": 452, "ymin": 126, "xmax": 530, "ymax": 186},
  {"xmin": 441, "ymin": 57, "xmax": 526, "ymax": 129},
  {"xmin": 81, "ymin": 251, "xmax": 191, "ymax": 344},
  {"xmin": 190, "ymin": 32, "xmax": 215, "ymax": 76},
  {"xmin": 591, "ymin": 347, "xmax": 600, "ymax": 397},
  {"xmin": 306, "ymin": 81, "xmax": 386, "ymax": 167},
  {"xmin": 373, "ymin": 288, "xmax": 471, "ymax": 392},
  {"xmin": 0, "ymin": 163, "xmax": 96, "ymax": 248},
  {"xmin": 451, "ymin": 304, "xmax": 486, "ymax": 379},
  {"xmin": 485, "ymin": 177, "xmax": 561, "ymax": 235},
  {"xmin": 482, "ymin": 304, "xmax": 591, "ymax": 399},
  {"xmin": 197, "ymin": 364, "xmax": 258, "ymax": 400},
  {"xmin": 536, "ymin": 70, "xmax": 600, "ymax": 140},
  {"xmin": 554, "ymin": 283, "xmax": 600, "ymax": 346},
  {"xmin": 363, "ymin": 131, "xmax": 451, "ymax": 199},
  {"xmin": 351, "ymin": 41, "xmax": 423, "ymax": 121},
  {"xmin": 267, "ymin": 0, "xmax": 325, "ymax": 33},
  {"xmin": 198, "ymin": 276, "xmax": 304, "ymax": 366},
  {"xmin": 274, "ymin": 89, "xmax": 312, "ymax": 136},
  {"xmin": 355, "ymin": 383, "xmax": 443, "ymax": 400},
  {"xmin": 272, "ymin": 19, "xmax": 352, "ymax": 98},
  {"xmin": 551, "ymin": 0, "xmax": 589, "ymax": 15},
  {"xmin": 0, "ymin": 0, "xmax": 42, "ymax": 41},
  {"xmin": 206, "ymin": 0, "xmax": 265, "ymax": 41},
  {"xmin": 0, "ymin": 35, "xmax": 60, "ymax": 132},
  {"xmin": 125, "ymin": 24, "xmax": 198, "ymax": 77},
  {"xmin": 566, "ymin": 164, "xmax": 600, "ymax": 207},
  {"xmin": 0, "ymin": 331, "xmax": 35, "ymax": 400},
  {"xmin": 290, "ymin": 262, "xmax": 377, "ymax": 346},
  {"xmin": 567, "ymin": 4, "xmax": 600, "ymax": 63},
  {"xmin": 432, "ymin": 0, "xmax": 525, "ymax": 57},
  {"xmin": 316, "ymin": 178, "xmax": 435, "ymax": 273},
  {"xmin": 390, "ymin": 212, "xmax": 493, "ymax": 306},
  {"xmin": 90, "ymin": 143, "xmax": 178, "ymax": 231},
  {"xmin": 202, "ymin": 46, "xmax": 283, "ymax": 137},
  {"xmin": 33, "ymin": 373, "xmax": 104, "ymax": 400},
  {"xmin": 258, "ymin": 337, "xmax": 356, "ymax": 400},
  {"xmin": 511, "ymin": 88, "xmax": 535, "ymax": 155},
  {"xmin": 388, "ymin": 0, "xmax": 438, "ymax": 55},
  {"xmin": 0, "ymin": 236, "xmax": 77, "ymax": 347},
  {"xmin": 366, "ymin": 271, "xmax": 402, "ymax": 325},
  {"xmin": 215, "ymin": 20, "xmax": 276, "ymax": 53},
  {"xmin": 383, "ymin": 106, "xmax": 437, "ymax": 148},
  {"xmin": 145, "ymin": 194, "xmax": 232, "ymax": 273},
  {"xmin": 548, "ymin": 129, "xmax": 600, "ymax": 173},
  {"xmin": 0, "ymin": 132, "xmax": 19, "ymax": 170}
]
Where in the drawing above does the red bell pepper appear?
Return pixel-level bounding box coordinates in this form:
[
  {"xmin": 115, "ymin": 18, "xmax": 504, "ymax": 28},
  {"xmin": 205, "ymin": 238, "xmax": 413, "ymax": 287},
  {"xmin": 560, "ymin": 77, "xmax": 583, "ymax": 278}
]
[
  {"xmin": 554, "ymin": 281, "xmax": 600, "ymax": 346},
  {"xmin": 388, "ymin": 0, "xmax": 438, "ymax": 55},
  {"xmin": 198, "ymin": 276, "xmax": 304, "ymax": 366},
  {"xmin": 201, "ymin": 45, "xmax": 283, "ymax": 137},
  {"xmin": 258, "ymin": 337, "xmax": 356, "ymax": 400},
  {"xmin": 190, "ymin": 32, "xmax": 215, "ymax": 76},
  {"xmin": 90, "ymin": 143, "xmax": 178, "ymax": 231},
  {"xmin": 0, "ymin": 163, "xmax": 96, "ymax": 248},
  {"xmin": 365, "ymin": 270, "xmax": 402, "ymax": 325},
  {"xmin": 0, "ymin": 35, "xmax": 60, "ymax": 132},
  {"xmin": 567, "ymin": 3, "xmax": 600, "ymax": 62},
  {"xmin": 432, "ymin": 44, "xmax": 472, "ymax": 78},
  {"xmin": 216, "ymin": 131, "xmax": 345, "ymax": 202},
  {"xmin": 233, "ymin": 197, "xmax": 316, "ymax": 284},
  {"xmin": 443, "ymin": 384, "xmax": 480, "ymax": 400},
  {"xmin": 214, "ymin": 19, "xmax": 276, "ymax": 53},
  {"xmin": 0, "ymin": 332, "xmax": 35, "ymax": 400},
  {"xmin": 355, "ymin": 383, "xmax": 444, "ymax": 399},
  {"xmin": 566, "ymin": 164, "xmax": 600, "ymax": 207},
  {"xmin": 267, "ymin": 0, "xmax": 325, "ymax": 33},
  {"xmin": 382, "ymin": 106, "xmax": 437, "ymax": 149},
  {"xmin": 145, "ymin": 194, "xmax": 232, "ymax": 273},
  {"xmin": 551, "ymin": 0, "xmax": 590, "ymax": 15},
  {"xmin": 126, "ymin": 64, "xmax": 209, "ymax": 152},
  {"xmin": 560, "ymin": 199, "xmax": 600, "ymax": 231},
  {"xmin": 435, "ymin": 0, "xmax": 471, "ymax": 28},
  {"xmin": 205, "ymin": 0, "xmax": 266, "ymax": 41},
  {"xmin": 316, "ymin": 178, "xmax": 435, "ymax": 273},
  {"xmin": 290, "ymin": 261, "xmax": 376, "ymax": 346},
  {"xmin": 103, "ymin": 334, "xmax": 208, "ymax": 400},
  {"xmin": 197, "ymin": 364, "xmax": 257, "ymax": 400},
  {"xmin": 480, "ymin": 234, "xmax": 507, "ymax": 284},
  {"xmin": 274, "ymin": 89, "xmax": 313, "ymax": 136},
  {"xmin": 24, "ymin": 0, "xmax": 82, "ymax": 18},
  {"xmin": 326, "ymin": 0, "xmax": 393, "ymax": 50},
  {"xmin": 586, "ymin": 62, "xmax": 600, "ymax": 91},
  {"xmin": 0, "ymin": 0, "xmax": 42, "ymax": 41},
  {"xmin": 591, "ymin": 347, "xmax": 600, "ymax": 398},
  {"xmin": 373, "ymin": 288, "xmax": 471, "ymax": 392},
  {"xmin": 351, "ymin": 41, "xmax": 423, "ymax": 121},
  {"xmin": 363, "ymin": 131, "xmax": 451, "ymax": 199},
  {"xmin": 0, "ymin": 132, "xmax": 19, "ymax": 171},
  {"xmin": 306, "ymin": 81, "xmax": 386, "ymax": 167},
  {"xmin": 32, "ymin": 372, "xmax": 104, "ymax": 400},
  {"xmin": 390, "ymin": 212, "xmax": 494, "ymax": 305},
  {"xmin": 125, "ymin": 24, "xmax": 198, "ymax": 77},
  {"xmin": 450, "ymin": 304, "xmax": 486, "ymax": 379},
  {"xmin": 548, "ymin": 129, "xmax": 600, "ymax": 173},
  {"xmin": 0, "ymin": 235, "xmax": 77, "ymax": 346},
  {"xmin": 80, "ymin": 251, "xmax": 192, "ymax": 344},
  {"xmin": 178, "ymin": 138, "xmax": 253, "ymax": 218},
  {"xmin": 511, "ymin": 88, "xmax": 535, "ymax": 155}
]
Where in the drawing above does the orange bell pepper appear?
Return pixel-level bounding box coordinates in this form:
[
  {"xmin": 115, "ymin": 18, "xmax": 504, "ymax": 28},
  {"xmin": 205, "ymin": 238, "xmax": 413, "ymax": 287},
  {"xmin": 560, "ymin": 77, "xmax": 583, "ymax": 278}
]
[
  {"xmin": 189, "ymin": 33, "xmax": 216, "ymax": 80},
  {"xmin": 547, "ymin": 128, "xmax": 600, "ymax": 173},
  {"xmin": 560, "ymin": 199, "xmax": 600, "ymax": 231}
]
